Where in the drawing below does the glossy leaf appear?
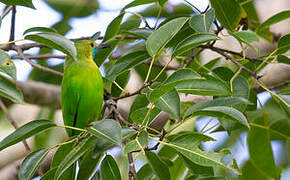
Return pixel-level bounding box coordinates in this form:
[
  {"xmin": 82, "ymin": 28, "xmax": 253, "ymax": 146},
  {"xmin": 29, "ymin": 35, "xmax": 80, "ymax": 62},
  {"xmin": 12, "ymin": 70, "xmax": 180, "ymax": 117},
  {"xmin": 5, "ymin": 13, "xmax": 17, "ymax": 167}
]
[
  {"xmin": 126, "ymin": 28, "xmax": 153, "ymax": 39},
  {"xmin": 0, "ymin": 75, "xmax": 24, "ymax": 104},
  {"xmin": 0, "ymin": 0, "xmax": 35, "ymax": 8},
  {"xmin": 172, "ymin": 33, "xmax": 219, "ymax": 58},
  {"xmin": 277, "ymin": 55, "xmax": 290, "ymax": 64},
  {"xmin": 19, "ymin": 148, "xmax": 50, "ymax": 180},
  {"xmin": 0, "ymin": 49, "xmax": 16, "ymax": 80},
  {"xmin": 256, "ymin": 10, "xmax": 290, "ymax": 41},
  {"xmin": 100, "ymin": 155, "xmax": 121, "ymax": 180},
  {"xmin": 166, "ymin": 132, "xmax": 240, "ymax": 174},
  {"xmin": 121, "ymin": 127, "xmax": 137, "ymax": 140},
  {"xmin": 192, "ymin": 106, "xmax": 249, "ymax": 128},
  {"xmin": 232, "ymin": 76, "xmax": 250, "ymax": 112},
  {"xmin": 277, "ymin": 34, "xmax": 290, "ymax": 54},
  {"xmin": 55, "ymin": 137, "xmax": 96, "ymax": 180},
  {"xmin": 25, "ymin": 32, "xmax": 77, "ymax": 60},
  {"xmin": 104, "ymin": 13, "xmax": 124, "ymax": 41},
  {"xmin": 77, "ymin": 150, "xmax": 104, "ymax": 180},
  {"xmin": 137, "ymin": 164, "xmax": 154, "ymax": 180},
  {"xmin": 149, "ymin": 78, "xmax": 230, "ymax": 102},
  {"xmin": 146, "ymin": 17, "xmax": 189, "ymax": 56},
  {"xmin": 155, "ymin": 89, "xmax": 180, "ymax": 120},
  {"xmin": 94, "ymin": 40, "xmax": 119, "ymax": 66},
  {"xmin": 184, "ymin": 97, "xmax": 251, "ymax": 118},
  {"xmin": 106, "ymin": 51, "xmax": 150, "ymax": 80},
  {"xmin": 145, "ymin": 151, "xmax": 170, "ymax": 180},
  {"xmin": 130, "ymin": 107, "xmax": 160, "ymax": 125},
  {"xmin": 0, "ymin": 120, "xmax": 56, "ymax": 151},
  {"xmin": 210, "ymin": 0, "xmax": 242, "ymax": 31},
  {"xmin": 122, "ymin": 0, "xmax": 156, "ymax": 11},
  {"xmin": 23, "ymin": 27, "xmax": 58, "ymax": 35},
  {"xmin": 164, "ymin": 68, "xmax": 200, "ymax": 83},
  {"xmin": 189, "ymin": 8, "xmax": 215, "ymax": 32},
  {"xmin": 86, "ymin": 119, "xmax": 122, "ymax": 146},
  {"xmin": 231, "ymin": 30, "xmax": 259, "ymax": 51},
  {"xmin": 269, "ymin": 119, "xmax": 290, "ymax": 140},
  {"xmin": 124, "ymin": 130, "xmax": 148, "ymax": 153},
  {"xmin": 248, "ymin": 117, "xmax": 279, "ymax": 179},
  {"xmin": 128, "ymin": 94, "xmax": 149, "ymax": 123}
]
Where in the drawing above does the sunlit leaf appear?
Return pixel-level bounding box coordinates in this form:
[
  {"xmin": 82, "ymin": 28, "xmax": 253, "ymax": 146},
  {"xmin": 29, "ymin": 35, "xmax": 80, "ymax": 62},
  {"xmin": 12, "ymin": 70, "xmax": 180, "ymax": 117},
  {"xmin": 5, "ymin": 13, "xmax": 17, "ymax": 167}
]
[
  {"xmin": 0, "ymin": 120, "xmax": 56, "ymax": 151},
  {"xmin": 189, "ymin": 8, "xmax": 215, "ymax": 32},
  {"xmin": 210, "ymin": 0, "xmax": 242, "ymax": 31},
  {"xmin": 25, "ymin": 32, "xmax": 77, "ymax": 60},
  {"xmin": 146, "ymin": 17, "xmax": 189, "ymax": 56},
  {"xmin": 101, "ymin": 155, "xmax": 121, "ymax": 180},
  {"xmin": 23, "ymin": 27, "xmax": 58, "ymax": 35},
  {"xmin": 0, "ymin": 0, "xmax": 35, "ymax": 8},
  {"xmin": 86, "ymin": 119, "xmax": 122, "ymax": 146},
  {"xmin": 19, "ymin": 148, "xmax": 50, "ymax": 180},
  {"xmin": 145, "ymin": 151, "xmax": 170, "ymax": 180}
]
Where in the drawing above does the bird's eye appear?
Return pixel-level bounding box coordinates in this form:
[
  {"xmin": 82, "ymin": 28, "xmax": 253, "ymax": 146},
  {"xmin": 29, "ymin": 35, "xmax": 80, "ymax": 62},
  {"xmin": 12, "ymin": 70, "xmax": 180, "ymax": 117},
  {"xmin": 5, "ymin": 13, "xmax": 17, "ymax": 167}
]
[{"xmin": 90, "ymin": 43, "xmax": 94, "ymax": 47}]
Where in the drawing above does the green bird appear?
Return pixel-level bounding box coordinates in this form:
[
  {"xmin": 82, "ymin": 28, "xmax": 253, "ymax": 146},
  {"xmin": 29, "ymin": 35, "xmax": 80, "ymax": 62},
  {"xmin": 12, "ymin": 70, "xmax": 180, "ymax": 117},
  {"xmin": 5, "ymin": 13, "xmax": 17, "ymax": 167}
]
[{"xmin": 61, "ymin": 40, "xmax": 103, "ymax": 136}]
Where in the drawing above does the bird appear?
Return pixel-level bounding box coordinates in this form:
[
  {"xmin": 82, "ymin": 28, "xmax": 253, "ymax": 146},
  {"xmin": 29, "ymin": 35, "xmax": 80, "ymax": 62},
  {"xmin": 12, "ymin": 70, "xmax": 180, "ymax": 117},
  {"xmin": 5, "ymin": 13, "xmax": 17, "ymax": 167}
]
[{"xmin": 61, "ymin": 40, "xmax": 103, "ymax": 136}]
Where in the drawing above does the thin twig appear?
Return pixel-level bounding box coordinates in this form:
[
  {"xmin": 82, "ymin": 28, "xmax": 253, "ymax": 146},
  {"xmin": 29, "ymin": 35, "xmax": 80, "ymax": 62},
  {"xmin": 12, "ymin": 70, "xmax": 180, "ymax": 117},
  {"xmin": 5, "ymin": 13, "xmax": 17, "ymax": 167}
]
[
  {"xmin": 9, "ymin": 6, "xmax": 16, "ymax": 42},
  {"xmin": 210, "ymin": 46, "xmax": 259, "ymax": 79},
  {"xmin": 199, "ymin": 44, "xmax": 264, "ymax": 62},
  {"xmin": 12, "ymin": 54, "xmax": 66, "ymax": 60},
  {"xmin": 13, "ymin": 45, "xmax": 63, "ymax": 76},
  {"xmin": 113, "ymin": 84, "xmax": 149, "ymax": 101},
  {"xmin": 0, "ymin": 98, "xmax": 31, "ymax": 152},
  {"xmin": 127, "ymin": 152, "xmax": 138, "ymax": 180},
  {"xmin": 1, "ymin": 5, "xmax": 13, "ymax": 19}
]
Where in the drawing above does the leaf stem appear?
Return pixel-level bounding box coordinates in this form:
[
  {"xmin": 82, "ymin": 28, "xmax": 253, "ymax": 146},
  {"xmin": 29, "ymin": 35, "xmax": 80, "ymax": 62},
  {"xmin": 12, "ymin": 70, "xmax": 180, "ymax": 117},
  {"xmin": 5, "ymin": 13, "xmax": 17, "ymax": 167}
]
[{"xmin": 56, "ymin": 125, "xmax": 87, "ymax": 132}]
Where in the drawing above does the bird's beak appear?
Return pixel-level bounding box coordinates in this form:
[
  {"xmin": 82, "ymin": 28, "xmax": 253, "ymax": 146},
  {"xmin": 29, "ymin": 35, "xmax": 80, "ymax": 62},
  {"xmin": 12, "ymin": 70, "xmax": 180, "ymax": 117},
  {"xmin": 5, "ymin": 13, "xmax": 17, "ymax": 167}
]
[{"xmin": 98, "ymin": 44, "xmax": 110, "ymax": 49}]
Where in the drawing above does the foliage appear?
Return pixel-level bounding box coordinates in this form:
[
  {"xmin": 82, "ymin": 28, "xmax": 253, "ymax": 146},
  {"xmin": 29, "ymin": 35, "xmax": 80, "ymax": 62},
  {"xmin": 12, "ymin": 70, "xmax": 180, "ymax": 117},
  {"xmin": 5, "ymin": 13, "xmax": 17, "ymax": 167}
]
[{"xmin": 0, "ymin": 0, "xmax": 289, "ymax": 179}]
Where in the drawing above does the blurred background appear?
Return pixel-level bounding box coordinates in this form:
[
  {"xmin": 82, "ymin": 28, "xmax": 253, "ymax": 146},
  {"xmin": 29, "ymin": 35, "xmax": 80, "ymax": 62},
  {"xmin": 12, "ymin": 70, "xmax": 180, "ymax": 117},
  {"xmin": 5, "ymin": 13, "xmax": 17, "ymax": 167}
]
[{"xmin": 0, "ymin": 0, "xmax": 289, "ymax": 179}]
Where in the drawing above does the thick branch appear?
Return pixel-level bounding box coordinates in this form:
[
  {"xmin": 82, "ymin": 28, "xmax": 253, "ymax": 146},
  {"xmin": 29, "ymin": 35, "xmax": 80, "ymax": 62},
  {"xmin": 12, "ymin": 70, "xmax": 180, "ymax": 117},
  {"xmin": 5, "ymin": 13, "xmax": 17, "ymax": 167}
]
[{"xmin": 16, "ymin": 81, "xmax": 61, "ymax": 109}]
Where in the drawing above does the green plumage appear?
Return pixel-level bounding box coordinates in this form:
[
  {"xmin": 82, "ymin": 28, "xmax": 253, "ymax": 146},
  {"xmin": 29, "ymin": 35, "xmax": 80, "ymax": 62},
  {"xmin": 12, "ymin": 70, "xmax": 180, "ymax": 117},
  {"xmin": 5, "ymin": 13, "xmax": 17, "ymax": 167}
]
[{"xmin": 61, "ymin": 40, "xmax": 103, "ymax": 136}]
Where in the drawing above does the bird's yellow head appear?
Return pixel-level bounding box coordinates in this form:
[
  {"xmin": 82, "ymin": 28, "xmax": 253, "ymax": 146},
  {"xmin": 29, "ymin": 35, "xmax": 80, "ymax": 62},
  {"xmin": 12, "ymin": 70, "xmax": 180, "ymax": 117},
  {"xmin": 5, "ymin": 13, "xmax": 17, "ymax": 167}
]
[{"xmin": 74, "ymin": 40, "xmax": 98, "ymax": 59}]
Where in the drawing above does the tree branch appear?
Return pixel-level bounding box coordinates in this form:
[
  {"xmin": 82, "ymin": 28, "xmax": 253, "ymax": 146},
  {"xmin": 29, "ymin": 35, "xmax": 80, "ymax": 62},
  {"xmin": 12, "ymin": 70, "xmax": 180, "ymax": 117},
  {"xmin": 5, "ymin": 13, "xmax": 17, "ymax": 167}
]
[
  {"xmin": 9, "ymin": 6, "xmax": 16, "ymax": 42},
  {"xmin": 1, "ymin": 5, "xmax": 13, "ymax": 19},
  {"xmin": 127, "ymin": 152, "xmax": 138, "ymax": 180}
]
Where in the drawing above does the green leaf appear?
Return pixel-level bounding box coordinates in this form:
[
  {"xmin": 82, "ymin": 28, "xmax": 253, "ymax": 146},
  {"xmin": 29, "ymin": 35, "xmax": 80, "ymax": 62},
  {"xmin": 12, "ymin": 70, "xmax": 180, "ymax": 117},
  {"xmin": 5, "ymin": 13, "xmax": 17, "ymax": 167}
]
[
  {"xmin": 0, "ymin": 74, "xmax": 23, "ymax": 103},
  {"xmin": 169, "ymin": 156, "xmax": 187, "ymax": 180},
  {"xmin": 25, "ymin": 32, "xmax": 77, "ymax": 60},
  {"xmin": 232, "ymin": 76, "xmax": 250, "ymax": 112},
  {"xmin": 106, "ymin": 51, "xmax": 150, "ymax": 80},
  {"xmin": 137, "ymin": 164, "xmax": 154, "ymax": 180},
  {"xmin": 277, "ymin": 34, "xmax": 290, "ymax": 54},
  {"xmin": 100, "ymin": 155, "xmax": 121, "ymax": 180},
  {"xmin": 145, "ymin": 151, "xmax": 170, "ymax": 180},
  {"xmin": 77, "ymin": 150, "xmax": 104, "ymax": 180},
  {"xmin": 166, "ymin": 132, "xmax": 240, "ymax": 174},
  {"xmin": 231, "ymin": 30, "xmax": 259, "ymax": 52},
  {"xmin": 192, "ymin": 106, "xmax": 249, "ymax": 128},
  {"xmin": 55, "ymin": 136, "xmax": 96, "ymax": 180},
  {"xmin": 146, "ymin": 17, "xmax": 189, "ymax": 56},
  {"xmin": 269, "ymin": 119, "xmax": 290, "ymax": 140},
  {"xmin": 86, "ymin": 119, "xmax": 122, "ymax": 146},
  {"xmin": 19, "ymin": 148, "xmax": 50, "ymax": 180},
  {"xmin": 155, "ymin": 89, "xmax": 180, "ymax": 120},
  {"xmin": 248, "ymin": 117, "xmax": 279, "ymax": 179},
  {"xmin": 120, "ymin": 18, "xmax": 141, "ymax": 32},
  {"xmin": 94, "ymin": 40, "xmax": 119, "ymax": 66},
  {"xmin": 122, "ymin": 0, "xmax": 156, "ymax": 11},
  {"xmin": 121, "ymin": 127, "xmax": 137, "ymax": 140},
  {"xmin": 0, "ymin": 120, "xmax": 56, "ymax": 151},
  {"xmin": 0, "ymin": 49, "xmax": 16, "ymax": 80},
  {"xmin": 182, "ymin": 154, "xmax": 214, "ymax": 176},
  {"xmin": 125, "ymin": 28, "xmax": 153, "ymax": 39},
  {"xmin": 104, "ymin": 13, "xmax": 124, "ymax": 41},
  {"xmin": 128, "ymin": 94, "xmax": 149, "ymax": 123},
  {"xmin": 130, "ymin": 107, "xmax": 160, "ymax": 125},
  {"xmin": 150, "ymin": 78, "xmax": 230, "ymax": 102},
  {"xmin": 124, "ymin": 130, "xmax": 148, "ymax": 153},
  {"xmin": 277, "ymin": 55, "xmax": 290, "ymax": 64},
  {"xmin": 111, "ymin": 70, "xmax": 130, "ymax": 97},
  {"xmin": 184, "ymin": 97, "xmax": 251, "ymax": 118},
  {"xmin": 256, "ymin": 10, "xmax": 290, "ymax": 42},
  {"xmin": 189, "ymin": 8, "xmax": 215, "ymax": 32},
  {"xmin": 164, "ymin": 68, "xmax": 200, "ymax": 83},
  {"xmin": 23, "ymin": 27, "xmax": 58, "ymax": 35},
  {"xmin": 210, "ymin": 0, "xmax": 242, "ymax": 31},
  {"xmin": 0, "ymin": 0, "xmax": 35, "ymax": 8},
  {"xmin": 172, "ymin": 33, "xmax": 219, "ymax": 58}
]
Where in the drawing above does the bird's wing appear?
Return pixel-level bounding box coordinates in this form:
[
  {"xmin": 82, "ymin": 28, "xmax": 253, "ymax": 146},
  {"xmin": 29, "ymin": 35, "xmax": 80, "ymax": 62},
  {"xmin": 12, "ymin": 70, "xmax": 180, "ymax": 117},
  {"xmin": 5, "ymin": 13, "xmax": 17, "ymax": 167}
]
[{"xmin": 61, "ymin": 77, "xmax": 80, "ymax": 136}]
